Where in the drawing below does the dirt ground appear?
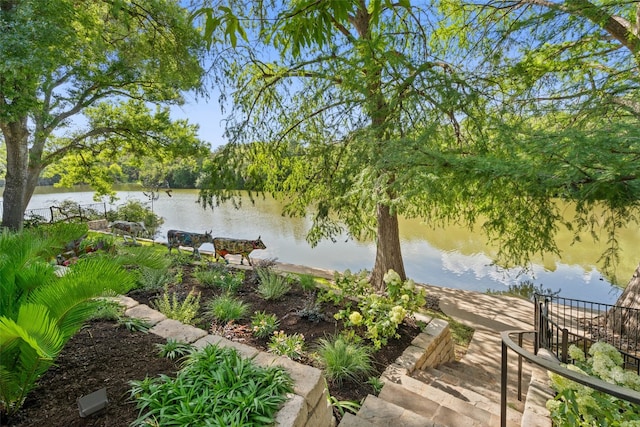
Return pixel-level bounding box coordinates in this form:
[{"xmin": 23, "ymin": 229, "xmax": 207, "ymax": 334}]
[{"xmin": 1, "ymin": 264, "xmax": 421, "ymax": 426}]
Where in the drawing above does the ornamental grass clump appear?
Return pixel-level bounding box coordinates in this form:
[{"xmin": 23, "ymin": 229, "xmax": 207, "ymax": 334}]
[
  {"xmin": 206, "ymin": 294, "xmax": 249, "ymax": 323},
  {"xmin": 129, "ymin": 344, "xmax": 293, "ymax": 426},
  {"xmin": 316, "ymin": 334, "xmax": 373, "ymax": 386},
  {"xmin": 547, "ymin": 342, "xmax": 640, "ymax": 426},
  {"xmin": 256, "ymin": 268, "xmax": 291, "ymax": 300}
]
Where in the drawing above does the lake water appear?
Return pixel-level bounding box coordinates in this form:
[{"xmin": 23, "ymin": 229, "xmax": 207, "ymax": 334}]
[{"xmin": 22, "ymin": 186, "xmax": 635, "ymax": 304}]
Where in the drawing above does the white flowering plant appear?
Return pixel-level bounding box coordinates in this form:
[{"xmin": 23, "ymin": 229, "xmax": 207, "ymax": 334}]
[
  {"xmin": 547, "ymin": 342, "xmax": 640, "ymax": 426},
  {"xmin": 323, "ymin": 269, "xmax": 426, "ymax": 350}
]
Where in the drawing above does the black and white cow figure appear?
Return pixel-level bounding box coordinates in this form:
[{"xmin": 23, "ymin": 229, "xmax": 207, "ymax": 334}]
[{"xmin": 109, "ymin": 221, "xmax": 147, "ymax": 244}]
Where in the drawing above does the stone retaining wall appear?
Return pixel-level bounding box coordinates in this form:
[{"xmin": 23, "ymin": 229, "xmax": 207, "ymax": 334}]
[
  {"xmin": 114, "ymin": 296, "xmax": 334, "ymax": 427},
  {"xmin": 380, "ymin": 314, "xmax": 455, "ymax": 382}
]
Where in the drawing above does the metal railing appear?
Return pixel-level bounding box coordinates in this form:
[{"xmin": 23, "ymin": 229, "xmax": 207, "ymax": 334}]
[
  {"xmin": 501, "ymin": 330, "xmax": 640, "ymax": 427},
  {"xmin": 534, "ymin": 293, "xmax": 640, "ymax": 373},
  {"xmin": 20, "ymin": 202, "xmax": 107, "ymax": 224}
]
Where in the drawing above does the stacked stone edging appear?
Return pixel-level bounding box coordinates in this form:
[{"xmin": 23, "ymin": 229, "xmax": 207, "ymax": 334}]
[
  {"xmin": 380, "ymin": 314, "xmax": 455, "ymax": 383},
  {"xmin": 114, "ymin": 296, "xmax": 335, "ymax": 427}
]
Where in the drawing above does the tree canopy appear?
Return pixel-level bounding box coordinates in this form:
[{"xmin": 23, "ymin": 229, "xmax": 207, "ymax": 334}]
[
  {"xmin": 0, "ymin": 0, "xmax": 207, "ymax": 229},
  {"xmin": 197, "ymin": 0, "xmax": 640, "ymax": 290},
  {"xmin": 198, "ymin": 0, "xmax": 487, "ymax": 289}
]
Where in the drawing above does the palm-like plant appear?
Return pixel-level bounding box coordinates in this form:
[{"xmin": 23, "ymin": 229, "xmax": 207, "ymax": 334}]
[{"xmin": 0, "ymin": 226, "xmax": 135, "ymax": 416}]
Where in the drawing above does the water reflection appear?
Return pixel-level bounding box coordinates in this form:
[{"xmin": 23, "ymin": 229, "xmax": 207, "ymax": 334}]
[{"xmin": 23, "ymin": 187, "xmax": 630, "ymax": 304}]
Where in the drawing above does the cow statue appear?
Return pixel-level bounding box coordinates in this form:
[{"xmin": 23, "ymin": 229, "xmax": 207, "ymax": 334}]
[
  {"xmin": 109, "ymin": 220, "xmax": 147, "ymax": 244},
  {"xmin": 212, "ymin": 236, "xmax": 266, "ymax": 266},
  {"xmin": 167, "ymin": 229, "xmax": 214, "ymax": 259}
]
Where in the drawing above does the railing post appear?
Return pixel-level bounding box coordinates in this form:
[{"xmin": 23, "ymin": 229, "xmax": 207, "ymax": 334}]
[
  {"xmin": 561, "ymin": 328, "xmax": 569, "ymax": 363},
  {"xmin": 541, "ymin": 298, "xmax": 550, "ymax": 349},
  {"xmin": 501, "ymin": 340, "xmax": 507, "ymax": 427},
  {"xmin": 534, "ymin": 294, "xmax": 541, "ymax": 348},
  {"xmin": 518, "ymin": 333, "xmax": 523, "ymax": 401}
]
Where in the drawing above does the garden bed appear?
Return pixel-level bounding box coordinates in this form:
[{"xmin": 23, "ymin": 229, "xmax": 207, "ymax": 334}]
[{"xmin": 2, "ymin": 262, "xmax": 422, "ymax": 426}]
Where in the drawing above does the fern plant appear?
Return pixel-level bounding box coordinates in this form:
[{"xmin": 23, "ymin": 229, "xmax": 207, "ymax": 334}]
[{"xmin": 0, "ymin": 226, "xmax": 135, "ymax": 416}]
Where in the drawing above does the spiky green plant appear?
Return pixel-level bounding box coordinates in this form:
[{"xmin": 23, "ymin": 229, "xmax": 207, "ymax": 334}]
[
  {"xmin": 256, "ymin": 268, "xmax": 291, "ymax": 300},
  {"xmin": 156, "ymin": 339, "xmax": 193, "ymax": 360},
  {"xmin": 316, "ymin": 334, "xmax": 373, "ymax": 386},
  {"xmin": 0, "ymin": 226, "xmax": 135, "ymax": 416},
  {"xmin": 129, "ymin": 344, "xmax": 293, "ymax": 426},
  {"xmin": 206, "ymin": 294, "xmax": 248, "ymax": 323}
]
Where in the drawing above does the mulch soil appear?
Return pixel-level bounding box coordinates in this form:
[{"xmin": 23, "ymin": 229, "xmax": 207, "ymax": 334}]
[{"xmin": 2, "ymin": 263, "xmax": 421, "ymax": 426}]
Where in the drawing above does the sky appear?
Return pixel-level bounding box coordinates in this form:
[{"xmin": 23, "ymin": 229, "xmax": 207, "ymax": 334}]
[{"xmin": 170, "ymin": 91, "xmax": 228, "ymax": 150}]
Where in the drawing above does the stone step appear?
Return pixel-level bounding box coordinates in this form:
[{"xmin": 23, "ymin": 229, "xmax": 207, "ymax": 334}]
[
  {"xmin": 350, "ymin": 394, "xmax": 447, "ymax": 427},
  {"xmin": 415, "ymin": 366, "xmax": 526, "ymax": 413},
  {"xmin": 337, "ymin": 412, "xmax": 376, "ymax": 427},
  {"xmin": 378, "ymin": 380, "xmax": 498, "ymax": 426},
  {"xmin": 436, "ymin": 360, "xmax": 530, "ymax": 397},
  {"xmin": 394, "ymin": 374, "xmax": 523, "ymax": 426}
]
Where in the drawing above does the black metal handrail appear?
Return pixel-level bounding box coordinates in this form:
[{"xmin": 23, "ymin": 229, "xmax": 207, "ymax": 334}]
[{"xmin": 501, "ymin": 330, "xmax": 640, "ymax": 427}]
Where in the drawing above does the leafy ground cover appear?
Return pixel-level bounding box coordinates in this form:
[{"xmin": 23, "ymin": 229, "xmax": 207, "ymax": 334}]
[{"xmin": 2, "ymin": 260, "xmax": 427, "ymax": 426}]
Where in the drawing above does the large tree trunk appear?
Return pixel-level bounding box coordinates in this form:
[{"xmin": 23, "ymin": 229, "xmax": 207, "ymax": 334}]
[
  {"xmin": 609, "ymin": 262, "xmax": 640, "ymax": 336},
  {"xmin": 1, "ymin": 118, "xmax": 29, "ymax": 231},
  {"xmin": 370, "ymin": 203, "xmax": 407, "ymax": 291}
]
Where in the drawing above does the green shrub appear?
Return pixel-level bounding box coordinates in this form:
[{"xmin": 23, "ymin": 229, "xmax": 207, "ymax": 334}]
[
  {"xmin": 268, "ymin": 331, "xmax": 305, "ymax": 360},
  {"xmin": 80, "ymin": 233, "xmax": 117, "ymax": 254},
  {"xmin": 486, "ymin": 280, "xmax": 559, "ymax": 301},
  {"xmin": 90, "ymin": 299, "xmax": 124, "ymax": 321},
  {"xmin": 106, "ymin": 200, "xmax": 164, "ymax": 238},
  {"xmin": 113, "ymin": 245, "xmax": 172, "ymax": 271},
  {"xmin": 547, "ymin": 342, "xmax": 640, "ymax": 426},
  {"xmin": 206, "ymin": 294, "xmax": 249, "ymax": 323},
  {"xmin": 316, "ymin": 334, "xmax": 373, "ymax": 386},
  {"xmin": 251, "ymin": 311, "xmax": 280, "ymax": 339},
  {"xmin": 256, "ymin": 268, "xmax": 291, "ymax": 300},
  {"xmin": 129, "ymin": 344, "xmax": 293, "ymax": 426},
  {"xmin": 169, "ymin": 251, "xmax": 193, "ymax": 266},
  {"xmin": 0, "ymin": 227, "xmax": 134, "ymax": 416},
  {"xmin": 195, "ymin": 267, "xmax": 244, "ymax": 292},
  {"xmin": 153, "ymin": 289, "xmax": 200, "ymax": 325},
  {"xmin": 298, "ymin": 273, "xmax": 317, "ymax": 291},
  {"xmin": 323, "ymin": 269, "xmax": 426, "ymax": 349},
  {"xmin": 137, "ymin": 266, "xmax": 172, "ymax": 290}
]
